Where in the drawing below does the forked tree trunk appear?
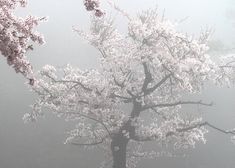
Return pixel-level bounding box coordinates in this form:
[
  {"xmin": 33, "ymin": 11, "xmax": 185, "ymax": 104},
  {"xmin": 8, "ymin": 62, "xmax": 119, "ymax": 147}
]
[{"xmin": 111, "ymin": 134, "xmax": 129, "ymax": 168}]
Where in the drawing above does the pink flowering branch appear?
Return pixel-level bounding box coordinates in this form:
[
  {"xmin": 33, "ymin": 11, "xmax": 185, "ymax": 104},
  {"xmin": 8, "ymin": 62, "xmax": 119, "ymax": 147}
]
[
  {"xmin": 0, "ymin": 0, "xmax": 46, "ymax": 85},
  {"xmin": 83, "ymin": 0, "xmax": 105, "ymax": 17}
]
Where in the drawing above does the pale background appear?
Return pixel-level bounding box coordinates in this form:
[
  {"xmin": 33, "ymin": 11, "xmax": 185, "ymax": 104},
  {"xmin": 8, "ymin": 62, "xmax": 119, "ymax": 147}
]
[{"xmin": 1, "ymin": 0, "xmax": 235, "ymax": 168}]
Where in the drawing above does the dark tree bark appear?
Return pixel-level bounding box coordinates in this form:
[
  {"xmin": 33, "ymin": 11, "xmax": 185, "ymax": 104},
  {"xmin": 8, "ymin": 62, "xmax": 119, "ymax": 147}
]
[
  {"xmin": 111, "ymin": 100, "xmax": 142, "ymax": 168},
  {"xmin": 111, "ymin": 134, "xmax": 128, "ymax": 168}
]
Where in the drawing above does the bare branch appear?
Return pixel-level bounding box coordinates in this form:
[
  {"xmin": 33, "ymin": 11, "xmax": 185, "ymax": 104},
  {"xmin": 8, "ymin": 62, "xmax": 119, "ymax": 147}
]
[
  {"xmin": 110, "ymin": 93, "xmax": 132, "ymax": 102},
  {"xmin": 70, "ymin": 138, "xmax": 104, "ymax": 146},
  {"xmin": 98, "ymin": 48, "xmax": 107, "ymax": 58},
  {"xmin": 206, "ymin": 122, "xmax": 235, "ymax": 135}
]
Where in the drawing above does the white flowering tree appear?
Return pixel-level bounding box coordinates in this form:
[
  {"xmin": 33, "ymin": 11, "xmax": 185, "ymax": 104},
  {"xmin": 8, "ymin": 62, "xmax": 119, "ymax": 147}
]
[{"xmin": 20, "ymin": 3, "xmax": 235, "ymax": 168}]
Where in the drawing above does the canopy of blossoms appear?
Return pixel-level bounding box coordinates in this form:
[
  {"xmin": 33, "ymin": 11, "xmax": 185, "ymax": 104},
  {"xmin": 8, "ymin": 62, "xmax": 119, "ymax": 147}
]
[{"xmin": 22, "ymin": 5, "xmax": 235, "ymax": 168}]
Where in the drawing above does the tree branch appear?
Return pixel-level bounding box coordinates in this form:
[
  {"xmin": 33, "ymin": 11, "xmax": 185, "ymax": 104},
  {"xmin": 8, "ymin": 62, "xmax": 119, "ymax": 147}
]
[
  {"xmin": 206, "ymin": 122, "xmax": 235, "ymax": 135},
  {"xmin": 220, "ymin": 60, "xmax": 235, "ymax": 69},
  {"xmin": 142, "ymin": 100, "xmax": 213, "ymax": 111},
  {"xmin": 57, "ymin": 111, "xmax": 112, "ymax": 138},
  {"xmin": 70, "ymin": 138, "xmax": 104, "ymax": 146},
  {"xmin": 44, "ymin": 73, "xmax": 92, "ymax": 92},
  {"xmin": 132, "ymin": 121, "xmax": 235, "ymax": 142},
  {"xmin": 174, "ymin": 122, "xmax": 235, "ymax": 136},
  {"xmin": 131, "ymin": 135, "xmax": 153, "ymax": 142},
  {"xmin": 141, "ymin": 62, "xmax": 153, "ymax": 92},
  {"xmin": 110, "ymin": 93, "xmax": 132, "ymax": 102},
  {"xmin": 113, "ymin": 75, "xmax": 125, "ymax": 88},
  {"xmin": 150, "ymin": 107, "xmax": 168, "ymax": 120},
  {"xmin": 142, "ymin": 73, "xmax": 172, "ymax": 96}
]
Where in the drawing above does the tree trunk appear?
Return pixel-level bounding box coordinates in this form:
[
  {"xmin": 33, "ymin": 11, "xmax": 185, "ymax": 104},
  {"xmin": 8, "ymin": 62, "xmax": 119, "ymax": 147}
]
[
  {"xmin": 110, "ymin": 101, "xmax": 141, "ymax": 168},
  {"xmin": 111, "ymin": 134, "xmax": 128, "ymax": 168}
]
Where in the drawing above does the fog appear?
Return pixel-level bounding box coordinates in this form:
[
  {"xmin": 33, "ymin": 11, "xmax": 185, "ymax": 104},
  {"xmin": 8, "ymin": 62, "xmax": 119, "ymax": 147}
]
[{"xmin": 1, "ymin": 0, "xmax": 235, "ymax": 168}]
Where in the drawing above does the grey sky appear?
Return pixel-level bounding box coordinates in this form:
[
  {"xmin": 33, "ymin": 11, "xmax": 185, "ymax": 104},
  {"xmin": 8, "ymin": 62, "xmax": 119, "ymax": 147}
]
[{"xmin": 1, "ymin": 0, "xmax": 235, "ymax": 168}]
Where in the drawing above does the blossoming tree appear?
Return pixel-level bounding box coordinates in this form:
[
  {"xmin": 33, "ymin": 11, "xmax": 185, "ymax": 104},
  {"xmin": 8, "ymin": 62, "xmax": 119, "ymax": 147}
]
[
  {"xmin": 3, "ymin": 1, "xmax": 235, "ymax": 168},
  {"xmin": 0, "ymin": 0, "xmax": 46, "ymax": 84}
]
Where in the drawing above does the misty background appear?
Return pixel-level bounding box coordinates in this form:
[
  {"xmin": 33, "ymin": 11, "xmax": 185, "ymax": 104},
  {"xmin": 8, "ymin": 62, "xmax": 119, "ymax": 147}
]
[{"xmin": 1, "ymin": 0, "xmax": 235, "ymax": 167}]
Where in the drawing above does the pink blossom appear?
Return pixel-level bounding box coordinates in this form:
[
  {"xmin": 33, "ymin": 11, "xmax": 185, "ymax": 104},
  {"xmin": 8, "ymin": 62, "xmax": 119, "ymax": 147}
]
[
  {"xmin": 83, "ymin": 0, "xmax": 104, "ymax": 17},
  {"xmin": 0, "ymin": 0, "xmax": 45, "ymax": 83}
]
